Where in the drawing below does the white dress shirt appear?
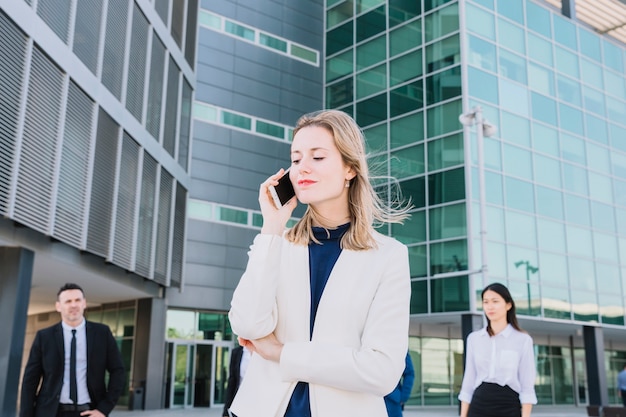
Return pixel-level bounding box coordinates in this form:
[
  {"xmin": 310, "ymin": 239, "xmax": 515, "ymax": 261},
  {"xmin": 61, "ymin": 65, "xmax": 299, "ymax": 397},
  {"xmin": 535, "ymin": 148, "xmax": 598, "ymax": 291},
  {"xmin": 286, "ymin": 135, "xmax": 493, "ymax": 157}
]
[
  {"xmin": 60, "ymin": 320, "xmax": 91, "ymax": 405},
  {"xmin": 458, "ymin": 324, "xmax": 537, "ymax": 405}
]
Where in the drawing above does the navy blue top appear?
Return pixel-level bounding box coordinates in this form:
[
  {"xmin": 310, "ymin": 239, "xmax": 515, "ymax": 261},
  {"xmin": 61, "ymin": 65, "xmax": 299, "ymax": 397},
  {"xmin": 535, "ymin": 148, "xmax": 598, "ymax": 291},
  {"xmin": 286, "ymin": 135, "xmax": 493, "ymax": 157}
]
[{"xmin": 284, "ymin": 223, "xmax": 349, "ymax": 417}]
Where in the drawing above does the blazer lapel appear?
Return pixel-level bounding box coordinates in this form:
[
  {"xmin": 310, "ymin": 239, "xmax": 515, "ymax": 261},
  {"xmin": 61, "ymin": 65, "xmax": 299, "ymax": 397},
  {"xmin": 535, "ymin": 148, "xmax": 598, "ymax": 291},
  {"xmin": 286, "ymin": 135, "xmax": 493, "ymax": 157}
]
[{"xmin": 54, "ymin": 323, "xmax": 65, "ymax": 362}]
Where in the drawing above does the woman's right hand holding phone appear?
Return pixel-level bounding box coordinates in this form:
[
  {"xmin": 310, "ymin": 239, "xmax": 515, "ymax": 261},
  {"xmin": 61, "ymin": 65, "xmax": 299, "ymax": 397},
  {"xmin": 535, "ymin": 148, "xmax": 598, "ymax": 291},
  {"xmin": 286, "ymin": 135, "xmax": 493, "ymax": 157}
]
[{"xmin": 259, "ymin": 169, "xmax": 297, "ymax": 235}]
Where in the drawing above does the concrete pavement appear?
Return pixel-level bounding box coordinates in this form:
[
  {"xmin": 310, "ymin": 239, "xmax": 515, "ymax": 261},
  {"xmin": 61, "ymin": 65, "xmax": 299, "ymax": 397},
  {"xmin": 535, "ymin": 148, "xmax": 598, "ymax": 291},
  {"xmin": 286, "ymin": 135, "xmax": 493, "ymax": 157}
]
[{"xmin": 110, "ymin": 404, "xmax": 589, "ymax": 416}]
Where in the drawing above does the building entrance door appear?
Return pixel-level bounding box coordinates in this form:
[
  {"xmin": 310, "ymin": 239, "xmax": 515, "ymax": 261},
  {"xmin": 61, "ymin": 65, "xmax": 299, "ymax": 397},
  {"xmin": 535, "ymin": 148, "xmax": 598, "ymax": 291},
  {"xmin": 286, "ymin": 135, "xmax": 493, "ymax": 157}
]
[{"xmin": 574, "ymin": 358, "xmax": 588, "ymax": 406}]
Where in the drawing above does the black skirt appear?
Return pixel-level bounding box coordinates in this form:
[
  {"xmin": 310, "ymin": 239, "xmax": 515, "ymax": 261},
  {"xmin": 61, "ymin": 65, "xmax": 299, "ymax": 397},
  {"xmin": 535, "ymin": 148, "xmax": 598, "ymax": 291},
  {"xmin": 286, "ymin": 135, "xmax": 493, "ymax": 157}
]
[{"xmin": 468, "ymin": 382, "xmax": 521, "ymax": 417}]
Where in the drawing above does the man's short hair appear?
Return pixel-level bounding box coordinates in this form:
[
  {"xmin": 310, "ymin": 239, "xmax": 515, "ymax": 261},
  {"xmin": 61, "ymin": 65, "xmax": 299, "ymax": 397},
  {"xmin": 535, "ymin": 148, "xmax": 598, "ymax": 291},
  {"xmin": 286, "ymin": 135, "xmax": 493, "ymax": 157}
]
[{"xmin": 57, "ymin": 283, "xmax": 85, "ymax": 299}]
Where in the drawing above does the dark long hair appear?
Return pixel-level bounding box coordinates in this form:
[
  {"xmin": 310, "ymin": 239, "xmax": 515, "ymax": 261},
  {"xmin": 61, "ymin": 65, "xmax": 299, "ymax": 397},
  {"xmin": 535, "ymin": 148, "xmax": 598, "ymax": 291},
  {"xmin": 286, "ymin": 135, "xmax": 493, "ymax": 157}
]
[{"xmin": 482, "ymin": 282, "xmax": 523, "ymax": 336}]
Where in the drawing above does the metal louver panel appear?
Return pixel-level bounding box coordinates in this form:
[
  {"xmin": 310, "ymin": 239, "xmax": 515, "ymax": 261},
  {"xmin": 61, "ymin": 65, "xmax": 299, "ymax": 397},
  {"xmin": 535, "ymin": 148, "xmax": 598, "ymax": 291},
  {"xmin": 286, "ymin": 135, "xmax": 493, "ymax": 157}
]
[
  {"xmin": 146, "ymin": 34, "xmax": 166, "ymax": 141},
  {"xmin": 163, "ymin": 56, "xmax": 179, "ymax": 157},
  {"xmin": 135, "ymin": 153, "xmax": 157, "ymax": 278},
  {"xmin": 112, "ymin": 133, "xmax": 140, "ymax": 270},
  {"xmin": 73, "ymin": 0, "xmax": 104, "ymax": 75},
  {"xmin": 102, "ymin": 0, "xmax": 129, "ymax": 100},
  {"xmin": 170, "ymin": 182, "xmax": 186, "ymax": 288},
  {"xmin": 13, "ymin": 46, "xmax": 64, "ymax": 233},
  {"xmin": 153, "ymin": 168, "xmax": 173, "ymax": 285},
  {"xmin": 0, "ymin": 11, "xmax": 28, "ymax": 215},
  {"xmin": 36, "ymin": 0, "xmax": 72, "ymax": 44},
  {"xmin": 53, "ymin": 81, "xmax": 95, "ymax": 247},
  {"xmin": 125, "ymin": 3, "xmax": 149, "ymax": 123},
  {"xmin": 86, "ymin": 109, "xmax": 119, "ymax": 258},
  {"xmin": 184, "ymin": 0, "xmax": 198, "ymax": 68},
  {"xmin": 170, "ymin": 0, "xmax": 184, "ymax": 48},
  {"xmin": 178, "ymin": 78, "xmax": 192, "ymax": 171}
]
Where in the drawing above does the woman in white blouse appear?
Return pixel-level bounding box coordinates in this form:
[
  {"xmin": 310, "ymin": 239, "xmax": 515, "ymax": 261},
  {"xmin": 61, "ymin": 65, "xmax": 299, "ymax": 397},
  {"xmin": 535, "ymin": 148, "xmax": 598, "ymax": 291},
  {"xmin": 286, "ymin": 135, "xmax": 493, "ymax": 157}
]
[{"xmin": 458, "ymin": 283, "xmax": 537, "ymax": 417}]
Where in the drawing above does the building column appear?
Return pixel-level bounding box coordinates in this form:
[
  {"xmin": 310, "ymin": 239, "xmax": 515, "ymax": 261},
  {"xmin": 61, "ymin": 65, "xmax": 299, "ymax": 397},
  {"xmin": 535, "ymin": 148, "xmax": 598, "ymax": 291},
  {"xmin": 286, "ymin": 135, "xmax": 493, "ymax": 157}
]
[
  {"xmin": 583, "ymin": 325, "xmax": 608, "ymax": 406},
  {"xmin": 562, "ymin": 0, "xmax": 576, "ymax": 19},
  {"xmin": 134, "ymin": 297, "xmax": 167, "ymax": 410},
  {"xmin": 0, "ymin": 247, "xmax": 34, "ymax": 416},
  {"xmin": 461, "ymin": 314, "xmax": 483, "ymax": 364}
]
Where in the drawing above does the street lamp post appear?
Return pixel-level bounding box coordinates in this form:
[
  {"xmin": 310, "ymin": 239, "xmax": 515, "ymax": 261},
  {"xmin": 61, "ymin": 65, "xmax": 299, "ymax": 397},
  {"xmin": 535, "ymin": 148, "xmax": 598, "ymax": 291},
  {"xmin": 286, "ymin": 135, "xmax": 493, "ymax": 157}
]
[{"xmin": 515, "ymin": 260, "xmax": 539, "ymax": 313}]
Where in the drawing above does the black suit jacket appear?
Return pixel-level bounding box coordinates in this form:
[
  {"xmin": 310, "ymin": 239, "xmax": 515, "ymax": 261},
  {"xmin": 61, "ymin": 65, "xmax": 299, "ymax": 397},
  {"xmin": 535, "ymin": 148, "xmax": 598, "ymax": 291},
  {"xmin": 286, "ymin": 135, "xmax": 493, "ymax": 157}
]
[
  {"xmin": 223, "ymin": 346, "xmax": 244, "ymax": 417},
  {"xmin": 20, "ymin": 321, "xmax": 126, "ymax": 417}
]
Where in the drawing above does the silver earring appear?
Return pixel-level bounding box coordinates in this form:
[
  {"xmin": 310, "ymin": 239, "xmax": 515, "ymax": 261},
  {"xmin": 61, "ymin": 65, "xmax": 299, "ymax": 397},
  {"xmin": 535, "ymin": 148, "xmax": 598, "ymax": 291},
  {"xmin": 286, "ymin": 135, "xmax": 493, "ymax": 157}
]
[{"xmin": 345, "ymin": 180, "xmax": 350, "ymax": 188}]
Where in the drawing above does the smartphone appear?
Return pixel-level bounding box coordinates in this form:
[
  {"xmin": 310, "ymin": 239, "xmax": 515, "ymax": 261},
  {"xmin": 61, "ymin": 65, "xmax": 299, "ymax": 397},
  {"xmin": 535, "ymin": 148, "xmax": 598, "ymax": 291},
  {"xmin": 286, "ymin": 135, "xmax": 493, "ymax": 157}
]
[{"xmin": 269, "ymin": 169, "xmax": 296, "ymax": 208}]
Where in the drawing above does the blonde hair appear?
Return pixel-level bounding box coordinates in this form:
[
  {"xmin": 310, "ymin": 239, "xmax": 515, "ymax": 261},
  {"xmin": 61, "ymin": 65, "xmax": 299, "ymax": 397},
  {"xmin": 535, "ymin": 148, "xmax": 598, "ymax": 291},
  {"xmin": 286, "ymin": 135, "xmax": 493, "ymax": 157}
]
[{"xmin": 285, "ymin": 110, "xmax": 411, "ymax": 250}]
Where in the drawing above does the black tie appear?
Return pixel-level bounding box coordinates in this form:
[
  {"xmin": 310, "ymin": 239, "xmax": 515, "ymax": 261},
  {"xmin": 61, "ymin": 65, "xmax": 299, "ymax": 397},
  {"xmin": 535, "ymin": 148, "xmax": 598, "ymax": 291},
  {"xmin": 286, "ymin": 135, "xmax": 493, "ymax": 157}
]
[{"xmin": 70, "ymin": 329, "xmax": 77, "ymax": 404}]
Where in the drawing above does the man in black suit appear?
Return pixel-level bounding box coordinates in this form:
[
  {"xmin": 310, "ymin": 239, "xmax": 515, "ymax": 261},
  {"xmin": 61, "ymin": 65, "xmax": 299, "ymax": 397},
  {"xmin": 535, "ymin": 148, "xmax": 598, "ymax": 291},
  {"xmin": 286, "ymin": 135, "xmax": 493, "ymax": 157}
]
[
  {"xmin": 20, "ymin": 283, "xmax": 125, "ymax": 417},
  {"xmin": 222, "ymin": 345, "xmax": 250, "ymax": 417}
]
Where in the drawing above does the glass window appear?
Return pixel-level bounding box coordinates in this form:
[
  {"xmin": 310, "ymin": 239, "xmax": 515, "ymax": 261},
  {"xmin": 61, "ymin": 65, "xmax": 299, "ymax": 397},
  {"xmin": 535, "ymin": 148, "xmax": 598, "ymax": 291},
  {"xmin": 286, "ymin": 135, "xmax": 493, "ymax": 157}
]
[
  {"xmin": 425, "ymin": 34, "xmax": 460, "ymax": 72},
  {"xmin": 199, "ymin": 11, "xmax": 221, "ymax": 30},
  {"xmin": 364, "ymin": 123, "xmax": 387, "ymax": 153},
  {"xmin": 552, "ymin": 14, "xmax": 577, "ymax": 50},
  {"xmin": 409, "ymin": 280, "xmax": 428, "ymax": 313},
  {"xmin": 505, "ymin": 177, "xmax": 534, "ymax": 212},
  {"xmin": 613, "ymin": 156, "xmax": 626, "ymax": 181},
  {"xmin": 356, "ymin": 92, "xmax": 386, "ymax": 127},
  {"xmin": 427, "ymin": 99, "xmax": 462, "ymax": 137},
  {"xmin": 586, "ymin": 142, "xmax": 610, "ymax": 175},
  {"xmin": 532, "ymin": 122, "xmax": 559, "ymax": 157},
  {"xmin": 556, "ymin": 74, "xmax": 582, "ymax": 108},
  {"xmin": 579, "ymin": 27, "xmax": 601, "ymax": 61},
  {"xmin": 392, "ymin": 210, "xmax": 426, "ymax": 244},
  {"xmin": 326, "ymin": 78, "xmax": 353, "ymax": 109},
  {"xmin": 468, "ymin": 67, "xmax": 497, "ymax": 104},
  {"xmin": 588, "ymin": 172, "xmax": 613, "ymax": 204},
  {"xmin": 390, "ymin": 19, "xmax": 421, "ymax": 57},
  {"xmin": 555, "ymin": 46, "xmax": 579, "ymax": 79},
  {"xmin": 527, "ymin": 33, "xmax": 553, "ymax": 67},
  {"xmin": 499, "ymin": 78, "xmax": 529, "ymax": 116},
  {"xmin": 356, "ymin": 5, "xmax": 385, "ymax": 42},
  {"xmin": 536, "ymin": 185, "xmax": 563, "ymax": 220},
  {"xmin": 327, "ymin": 20, "xmax": 353, "ymax": 56},
  {"xmin": 408, "ymin": 244, "xmax": 428, "ymax": 277},
  {"xmin": 562, "ymin": 163, "xmax": 588, "ymax": 196},
  {"xmin": 499, "ymin": 49, "xmax": 526, "ymax": 84},
  {"xmin": 430, "ymin": 240, "xmax": 468, "ymax": 274},
  {"xmin": 559, "ymin": 104, "xmax": 584, "ymax": 136},
  {"xmin": 430, "ymin": 203, "xmax": 466, "ymax": 240},
  {"xmin": 542, "ymin": 285, "xmax": 571, "ymax": 319},
  {"xmin": 582, "ymin": 86, "xmax": 606, "ymax": 117},
  {"xmin": 561, "ymin": 131, "xmax": 587, "ymax": 165},
  {"xmin": 505, "ymin": 211, "xmax": 536, "ymax": 246},
  {"xmin": 391, "ymin": 80, "xmax": 424, "ymax": 117},
  {"xmin": 539, "ymin": 252, "xmax": 568, "ymax": 286},
  {"xmin": 390, "ymin": 144, "xmax": 424, "ymax": 177},
  {"xmin": 592, "ymin": 201, "xmax": 616, "ymax": 232},
  {"xmin": 485, "ymin": 205, "xmax": 506, "ymax": 241},
  {"xmin": 469, "ymin": 35, "xmax": 497, "ymax": 72},
  {"xmin": 531, "ymin": 93, "xmax": 557, "ymax": 126},
  {"xmin": 260, "ymin": 33, "xmax": 287, "ymax": 52},
  {"xmin": 537, "ymin": 218, "xmax": 566, "ymax": 252},
  {"xmin": 485, "ymin": 171, "xmax": 504, "ymax": 205},
  {"xmin": 222, "ymin": 111, "xmax": 251, "ymax": 130},
  {"xmin": 466, "ymin": 3, "xmax": 495, "ymax": 40},
  {"xmin": 193, "ymin": 102, "xmax": 217, "ymax": 123},
  {"xmin": 389, "ymin": 0, "xmax": 420, "ymax": 28},
  {"xmin": 327, "ymin": 50, "xmax": 353, "ymax": 83},
  {"xmin": 581, "ymin": 59, "xmax": 603, "ymax": 90},
  {"xmin": 425, "ymin": 2, "xmax": 459, "ymax": 42},
  {"xmin": 571, "ymin": 288, "xmax": 598, "ymax": 322},
  {"xmin": 606, "ymin": 97, "xmax": 626, "ymax": 125},
  {"xmin": 391, "ymin": 111, "xmax": 424, "ymax": 148},
  {"xmin": 428, "ymin": 168, "xmax": 465, "ymax": 205},
  {"xmin": 485, "ymin": 241, "xmax": 507, "ymax": 279},
  {"xmin": 603, "ymin": 40, "xmax": 624, "ymax": 73},
  {"xmin": 526, "ymin": 2, "xmax": 550, "ymax": 37},
  {"xmin": 618, "ymin": 208, "xmax": 626, "ymax": 235},
  {"xmin": 599, "ymin": 291, "xmax": 624, "ymax": 325},
  {"xmin": 484, "ymin": 137, "xmax": 502, "ymax": 171},
  {"xmin": 564, "ymin": 194, "xmax": 590, "ymax": 226},
  {"xmin": 427, "ymin": 66, "xmax": 461, "ymax": 105},
  {"xmin": 585, "ymin": 114, "xmax": 609, "ymax": 144},
  {"xmin": 429, "ymin": 275, "xmax": 470, "ymax": 311},
  {"xmin": 503, "ymin": 144, "xmax": 532, "ymax": 179},
  {"xmin": 224, "ymin": 21, "xmax": 254, "ymax": 41},
  {"xmin": 166, "ymin": 310, "xmax": 197, "ymax": 339},
  {"xmin": 528, "ymin": 63, "xmax": 555, "ymax": 96},
  {"xmin": 604, "ymin": 69, "xmax": 626, "ymax": 101},
  {"xmin": 497, "ymin": 18, "xmax": 525, "ymax": 54},
  {"xmin": 496, "ymin": 0, "xmax": 523, "ymax": 24},
  {"xmin": 291, "ymin": 44, "xmax": 318, "ymax": 64},
  {"xmin": 534, "ymin": 154, "xmax": 561, "ymax": 188},
  {"xmin": 357, "ymin": 0, "xmax": 384, "ymax": 13},
  {"xmin": 428, "ymin": 133, "xmax": 463, "ymax": 171},
  {"xmin": 501, "ymin": 111, "xmax": 530, "ymax": 147},
  {"xmin": 327, "ymin": 0, "xmax": 353, "ymax": 28},
  {"xmin": 357, "ymin": 63, "xmax": 386, "ymax": 99},
  {"xmin": 390, "ymin": 49, "xmax": 423, "ymax": 86},
  {"xmin": 612, "ymin": 124, "xmax": 626, "ymax": 153},
  {"xmin": 256, "ymin": 121, "xmax": 284, "ymax": 139},
  {"xmin": 424, "ymin": 0, "xmax": 456, "ymax": 12},
  {"xmin": 356, "ymin": 35, "xmax": 385, "ymax": 70},
  {"xmin": 566, "ymin": 225, "xmax": 593, "ymax": 257},
  {"xmin": 400, "ymin": 176, "xmax": 426, "ymax": 209}
]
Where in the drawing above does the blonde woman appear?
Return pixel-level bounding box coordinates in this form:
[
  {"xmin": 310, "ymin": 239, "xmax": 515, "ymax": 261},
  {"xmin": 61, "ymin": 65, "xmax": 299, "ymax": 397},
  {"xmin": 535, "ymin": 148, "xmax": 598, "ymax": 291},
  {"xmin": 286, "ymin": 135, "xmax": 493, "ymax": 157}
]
[{"xmin": 228, "ymin": 110, "xmax": 412, "ymax": 417}]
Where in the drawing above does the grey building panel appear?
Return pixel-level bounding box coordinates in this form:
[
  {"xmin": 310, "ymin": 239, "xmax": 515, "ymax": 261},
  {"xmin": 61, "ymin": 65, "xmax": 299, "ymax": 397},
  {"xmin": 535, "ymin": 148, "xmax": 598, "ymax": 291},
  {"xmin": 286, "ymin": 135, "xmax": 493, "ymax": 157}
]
[
  {"xmin": 184, "ymin": 263, "xmax": 227, "ymax": 287},
  {"xmin": 186, "ymin": 240, "xmax": 227, "ymax": 267}
]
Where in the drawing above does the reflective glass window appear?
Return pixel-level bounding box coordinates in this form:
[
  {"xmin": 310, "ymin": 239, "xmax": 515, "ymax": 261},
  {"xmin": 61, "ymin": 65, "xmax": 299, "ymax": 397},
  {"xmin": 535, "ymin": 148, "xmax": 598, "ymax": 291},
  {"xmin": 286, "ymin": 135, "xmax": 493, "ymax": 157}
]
[
  {"xmin": 486, "ymin": 242, "xmax": 508, "ymax": 279},
  {"xmin": 357, "ymin": 63, "xmax": 386, "ymax": 99},
  {"xmin": 364, "ymin": 123, "xmax": 387, "ymax": 153},
  {"xmin": 586, "ymin": 142, "xmax": 610, "ymax": 175},
  {"xmin": 410, "ymin": 280, "xmax": 428, "ymax": 313},
  {"xmin": 499, "ymin": 49, "xmax": 527, "ymax": 84},
  {"xmin": 166, "ymin": 310, "xmax": 197, "ymax": 339},
  {"xmin": 564, "ymin": 194, "xmax": 590, "ymax": 226},
  {"xmin": 532, "ymin": 123, "xmax": 559, "ymax": 157},
  {"xmin": 485, "ymin": 205, "xmax": 505, "ymax": 240},
  {"xmin": 427, "ymin": 99, "xmax": 462, "ymax": 137},
  {"xmin": 468, "ymin": 67, "xmax": 497, "ymax": 104},
  {"xmin": 356, "ymin": 5, "xmax": 385, "ymax": 42},
  {"xmin": 391, "ymin": 80, "xmax": 424, "ymax": 118},
  {"xmin": 357, "ymin": 0, "xmax": 385, "ymax": 14},
  {"xmin": 327, "ymin": 50, "xmax": 353, "ymax": 83},
  {"xmin": 469, "ymin": 35, "xmax": 496, "ymax": 72},
  {"xmin": 534, "ymin": 154, "xmax": 561, "ymax": 188},
  {"xmin": 390, "ymin": 49, "xmax": 423, "ymax": 87},
  {"xmin": 604, "ymin": 69, "xmax": 626, "ymax": 100},
  {"xmin": 429, "ymin": 275, "xmax": 470, "ymax": 312},
  {"xmin": 400, "ymin": 176, "xmax": 426, "ymax": 209},
  {"xmin": 424, "ymin": 0, "xmax": 456, "ymax": 12},
  {"xmin": 569, "ymin": 258, "xmax": 596, "ymax": 291},
  {"xmin": 552, "ymin": 14, "xmax": 577, "ymax": 50},
  {"xmin": 224, "ymin": 21, "xmax": 254, "ymax": 40},
  {"xmin": 389, "ymin": 0, "xmax": 420, "ymax": 28},
  {"xmin": 536, "ymin": 185, "xmax": 563, "ymax": 220},
  {"xmin": 357, "ymin": 35, "xmax": 385, "ymax": 70},
  {"xmin": 606, "ymin": 97, "xmax": 626, "ymax": 124},
  {"xmin": 613, "ymin": 124, "xmax": 626, "ymax": 153},
  {"xmin": 356, "ymin": 92, "xmax": 386, "ymax": 127},
  {"xmin": 326, "ymin": 78, "xmax": 353, "ymax": 109},
  {"xmin": 496, "ymin": 0, "xmax": 523, "ymax": 24},
  {"xmin": 390, "ymin": 19, "xmax": 421, "ymax": 57},
  {"xmin": 430, "ymin": 203, "xmax": 466, "ymax": 240},
  {"xmin": 425, "ymin": 34, "xmax": 460, "ymax": 72},
  {"xmin": 392, "ymin": 210, "xmax": 426, "ymax": 244},
  {"xmin": 222, "ymin": 112, "xmax": 251, "ymax": 129},
  {"xmin": 579, "ymin": 28, "xmax": 601, "ymax": 61},
  {"xmin": 539, "ymin": 252, "xmax": 568, "ymax": 286},
  {"xmin": 613, "ymin": 156, "xmax": 626, "ymax": 181},
  {"xmin": 499, "ymin": 78, "xmax": 529, "ymax": 117},
  {"xmin": 618, "ymin": 208, "xmax": 626, "ymax": 235},
  {"xmin": 603, "ymin": 40, "xmax": 624, "ymax": 73},
  {"xmin": 542, "ymin": 285, "xmax": 571, "ymax": 319},
  {"xmin": 466, "ymin": 4, "xmax": 495, "ymax": 40},
  {"xmin": 561, "ymin": 133, "xmax": 585, "ymax": 164},
  {"xmin": 503, "ymin": 144, "xmax": 532, "ymax": 179},
  {"xmin": 528, "ymin": 63, "xmax": 555, "ymax": 96},
  {"xmin": 566, "ymin": 225, "xmax": 593, "ymax": 258},
  {"xmin": 562, "ymin": 163, "xmax": 588, "ymax": 196},
  {"xmin": 527, "ymin": 33, "xmax": 553, "ymax": 67},
  {"xmin": 501, "ymin": 111, "xmax": 530, "ymax": 147},
  {"xmin": 588, "ymin": 172, "xmax": 613, "ymax": 204},
  {"xmin": 581, "ymin": 59, "xmax": 603, "ymax": 90},
  {"xmin": 505, "ymin": 177, "xmax": 534, "ymax": 212},
  {"xmin": 425, "ymin": 3, "xmax": 459, "ymax": 42},
  {"xmin": 484, "ymin": 137, "xmax": 502, "ymax": 171},
  {"xmin": 391, "ymin": 111, "xmax": 424, "ymax": 148},
  {"xmin": 531, "ymin": 93, "xmax": 557, "ymax": 126},
  {"xmin": 594, "ymin": 233, "xmax": 619, "ymax": 263},
  {"xmin": 505, "ymin": 211, "xmax": 536, "ymax": 247},
  {"xmin": 497, "ymin": 18, "xmax": 525, "ymax": 54},
  {"xmin": 391, "ymin": 144, "xmax": 424, "ymax": 178},
  {"xmin": 556, "ymin": 74, "xmax": 582, "ymax": 108},
  {"xmin": 555, "ymin": 47, "xmax": 579, "ymax": 79},
  {"xmin": 471, "ymin": 0, "xmax": 494, "ymax": 7},
  {"xmin": 408, "ymin": 244, "xmax": 428, "ymax": 277},
  {"xmin": 428, "ymin": 133, "xmax": 463, "ymax": 171},
  {"xmin": 537, "ymin": 218, "xmax": 566, "ymax": 253},
  {"xmin": 559, "ymin": 104, "xmax": 584, "ymax": 136},
  {"xmin": 260, "ymin": 34, "xmax": 287, "ymax": 52},
  {"xmin": 327, "ymin": 20, "xmax": 353, "ymax": 56},
  {"xmin": 327, "ymin": 0, "xmax": 353, "ymax": 28},
  {"xmin": 428, "ymin": 168, "xmax": 465, "ymax": 205},
  {"xmin": 571, "ymin": 288, "xmax": 598, "ymax": 322},
  {"xmin": 485, "ymin": 171, "xmax": 504, "ymax": 205},
  {"xmin": 427, "ymin": 66, "xmax": 461, "ymax": 105},
  {"xmin": 526, "ymin": 2, "xmax": 551, "ymax": 37},
  {"xmin": 599, "ymin": 292, "xmax": 624, "ymax": 325},
  {"xmin": 585, "ymin": 114, "xmax": 609, "ymax": 144},
  {"xmin": 430, "ymin": 240, "xmax": 468, "ymax": 275}
]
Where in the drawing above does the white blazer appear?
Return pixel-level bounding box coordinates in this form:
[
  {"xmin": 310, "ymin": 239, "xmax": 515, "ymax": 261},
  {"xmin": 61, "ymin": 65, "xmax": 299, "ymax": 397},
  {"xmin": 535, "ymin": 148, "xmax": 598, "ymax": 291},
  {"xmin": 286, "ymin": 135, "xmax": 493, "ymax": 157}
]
[{"xmin": 228, "ymin": 230, "xmax": 411, "ymax": 417}]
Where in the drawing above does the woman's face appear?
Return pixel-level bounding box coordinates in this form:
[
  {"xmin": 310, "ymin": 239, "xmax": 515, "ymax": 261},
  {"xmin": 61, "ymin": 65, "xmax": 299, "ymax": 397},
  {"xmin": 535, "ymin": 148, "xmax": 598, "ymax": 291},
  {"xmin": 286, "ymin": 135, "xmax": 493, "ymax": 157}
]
[
  {"xmin": 482, "ymin": 290, "xmax": 511, "ymax": 323},
  {"xmin": 290, "ymin": 126, "xmax": 354, "ymax": 211}
]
